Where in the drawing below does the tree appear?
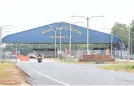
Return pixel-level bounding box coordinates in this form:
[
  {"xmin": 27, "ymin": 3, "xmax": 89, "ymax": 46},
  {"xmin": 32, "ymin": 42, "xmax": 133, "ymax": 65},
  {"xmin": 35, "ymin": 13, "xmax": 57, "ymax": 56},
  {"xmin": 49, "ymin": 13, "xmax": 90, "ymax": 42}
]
[
  {"xmin": 130, "ymin": 20, "xmax": 134, "ymax": 53},
  {"xmin": 111, "ymin": 22, "xmax": 128, "ymax": 48}
]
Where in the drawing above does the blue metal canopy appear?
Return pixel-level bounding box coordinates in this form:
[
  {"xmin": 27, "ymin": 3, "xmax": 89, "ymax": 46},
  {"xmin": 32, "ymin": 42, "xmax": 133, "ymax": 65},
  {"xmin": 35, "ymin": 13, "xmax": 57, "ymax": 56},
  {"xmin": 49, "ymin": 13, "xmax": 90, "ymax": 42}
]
[{"xmin": 2, "ymin": 22, "xmax": 122, "ymax": 44}]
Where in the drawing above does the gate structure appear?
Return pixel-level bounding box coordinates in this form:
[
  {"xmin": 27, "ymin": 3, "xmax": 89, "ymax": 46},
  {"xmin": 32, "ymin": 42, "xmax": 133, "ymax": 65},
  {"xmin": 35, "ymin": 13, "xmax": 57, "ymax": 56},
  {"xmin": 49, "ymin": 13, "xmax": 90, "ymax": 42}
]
[
  {"xmin": 2, "ymin": 22, "xmax": 126, "ymax": 61},
  {"xmin": 33, "ymin": 48, "xmax": 57, "ymax": 58}
]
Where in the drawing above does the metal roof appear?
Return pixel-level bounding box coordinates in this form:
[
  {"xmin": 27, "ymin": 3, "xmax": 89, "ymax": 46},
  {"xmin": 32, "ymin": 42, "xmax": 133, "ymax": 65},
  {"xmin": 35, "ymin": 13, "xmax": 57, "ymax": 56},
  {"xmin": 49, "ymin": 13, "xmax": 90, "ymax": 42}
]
[{"xmin": 2, "ymin": 22, "xmax": 122, "ymax": 44}]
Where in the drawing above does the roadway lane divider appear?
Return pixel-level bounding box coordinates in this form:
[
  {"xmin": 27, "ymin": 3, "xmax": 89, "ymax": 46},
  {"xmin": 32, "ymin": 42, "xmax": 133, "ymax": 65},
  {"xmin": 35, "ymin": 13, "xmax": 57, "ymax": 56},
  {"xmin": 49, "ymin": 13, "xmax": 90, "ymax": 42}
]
[
  {"xmin": 32, "ymin": 69, "xmax": 70, "ymax": 86},
  {"xmin": 88, "ymin": 73, "xmax": 93, "ymax": 75},
  {"xmin": 107, "ymin": 77, "xmax": 115, "ymax": 80}
]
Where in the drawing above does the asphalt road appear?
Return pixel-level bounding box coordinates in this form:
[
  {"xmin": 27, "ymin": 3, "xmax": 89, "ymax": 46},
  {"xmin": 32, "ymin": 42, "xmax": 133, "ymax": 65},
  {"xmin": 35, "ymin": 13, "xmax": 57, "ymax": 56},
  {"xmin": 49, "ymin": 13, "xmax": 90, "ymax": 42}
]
[{"xmin": 16, "ymin": 61, "xmax": 134, "ymax": 85}]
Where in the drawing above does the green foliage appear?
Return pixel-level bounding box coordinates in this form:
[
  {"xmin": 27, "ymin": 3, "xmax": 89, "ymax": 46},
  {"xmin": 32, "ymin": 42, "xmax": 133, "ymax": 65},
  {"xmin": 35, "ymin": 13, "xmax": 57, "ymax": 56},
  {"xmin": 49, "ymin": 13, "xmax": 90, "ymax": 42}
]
[
  {"xmin": 99, "ymin": 64, "xmax": 134, "ymax": 72},
  {"xmin": 111, "ymin": 21, "xmax": 134, "ymax": 52},
  {"xmin": 112, "ymin": 22, "xmax": 128, "ymax": 47},
  {"xmin": 130, "ymin": 20, "xmax": 134, "ymax": 52}
]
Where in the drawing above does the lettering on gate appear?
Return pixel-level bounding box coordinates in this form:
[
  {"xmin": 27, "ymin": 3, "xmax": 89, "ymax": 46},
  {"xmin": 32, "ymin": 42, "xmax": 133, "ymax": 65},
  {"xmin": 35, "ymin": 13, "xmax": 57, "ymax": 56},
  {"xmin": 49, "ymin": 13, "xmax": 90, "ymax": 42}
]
[{"xmin": 41, "ymin": 26, "xmax": 82, "ymax": 39}]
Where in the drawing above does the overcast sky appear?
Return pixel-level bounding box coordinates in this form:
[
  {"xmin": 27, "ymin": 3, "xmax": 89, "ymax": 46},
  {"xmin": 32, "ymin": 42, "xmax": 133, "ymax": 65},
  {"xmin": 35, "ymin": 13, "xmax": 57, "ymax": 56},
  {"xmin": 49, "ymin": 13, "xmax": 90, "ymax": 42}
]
[{"xmin": 0, "ymin": 0, "xmax": 134, "ymax": 37}]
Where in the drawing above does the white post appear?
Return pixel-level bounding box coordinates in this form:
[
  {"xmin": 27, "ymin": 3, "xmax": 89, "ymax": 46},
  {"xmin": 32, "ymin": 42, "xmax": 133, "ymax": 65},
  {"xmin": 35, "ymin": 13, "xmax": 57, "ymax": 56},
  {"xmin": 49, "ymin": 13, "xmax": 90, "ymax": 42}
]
[
  {"xmin": 55, "ymin": 31, "xmax": 57, "ymax": 58},
  {"xmin": 15, "ymin": 43, "xmax": 17, "ymax": 55},
  {"xmin": 111, "ymin": 29, "xmax": 113, "ymax": 57},
  {"xmin": 60, "ymin": 28, "xmax": 61, "ymax": 54},
  {"xmin": 0, "ymin": 28, "xmax": 2, "ymax": 62},
  {"xmin": 69, "ymin": 24, "xmax": 72, "ymax": 56},
  {"xmin": 131, "ymin": 37, "xmax": 132, "ymax": 55},
  {"xmin": 128, "ymin": 27, "xmax": 131, "ymax": 60},
  {"xmin": 15, "ymin": 43, "xmax": 18, "ymax": 63}
]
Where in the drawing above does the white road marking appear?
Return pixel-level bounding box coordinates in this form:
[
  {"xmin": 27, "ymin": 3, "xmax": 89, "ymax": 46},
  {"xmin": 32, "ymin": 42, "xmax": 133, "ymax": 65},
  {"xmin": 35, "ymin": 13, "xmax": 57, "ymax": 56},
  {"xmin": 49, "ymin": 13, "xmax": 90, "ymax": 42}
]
[
  {"xmin": 32, "ymin": 69, "xmax": 70, "ymax": 86},
  {"xmin": 108, "ymin": 77, "xmax": 115, "ymax": 80},
  {"xmin": 88, "ymin": 73, "xmax": 93, "ymax": 75}
]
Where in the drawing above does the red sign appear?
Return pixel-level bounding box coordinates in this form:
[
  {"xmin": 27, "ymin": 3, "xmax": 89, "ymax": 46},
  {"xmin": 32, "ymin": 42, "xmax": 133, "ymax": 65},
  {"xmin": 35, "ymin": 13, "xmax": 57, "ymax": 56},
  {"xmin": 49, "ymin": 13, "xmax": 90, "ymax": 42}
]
[
  {"xmin": 12, "ymin": 50, "xmax": 16, "ymax": 55},
  {"xmin": 66, "ymin": 50, "xmax": 70, "ymax": 54}
]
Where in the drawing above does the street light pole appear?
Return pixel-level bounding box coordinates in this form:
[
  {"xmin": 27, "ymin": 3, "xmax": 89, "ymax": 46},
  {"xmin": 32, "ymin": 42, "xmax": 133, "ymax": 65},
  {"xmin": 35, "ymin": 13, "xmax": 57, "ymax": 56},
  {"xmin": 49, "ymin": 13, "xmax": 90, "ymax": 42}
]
[
  {"xmin": 69, "ymin": 21, "xmax": 84, "ymax": 56},
  {"xmin": 49, "ymin": 26, "xmax": 57, "ymax": 58},
  {"xmin": 87, "ymin": 17, "xmax": 89, "ymax": 54},
  {"xmin": 71, "ymin": 16, "xmax": 104, "ymax": 55}
]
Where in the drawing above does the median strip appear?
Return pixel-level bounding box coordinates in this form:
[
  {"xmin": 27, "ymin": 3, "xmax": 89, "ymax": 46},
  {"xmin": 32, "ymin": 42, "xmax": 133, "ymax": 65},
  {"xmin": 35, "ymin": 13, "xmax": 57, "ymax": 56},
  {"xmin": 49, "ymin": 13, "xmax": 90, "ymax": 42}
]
[{"xmin": 107, "ymin": 77, "xmax": 115, "ymax": 80}]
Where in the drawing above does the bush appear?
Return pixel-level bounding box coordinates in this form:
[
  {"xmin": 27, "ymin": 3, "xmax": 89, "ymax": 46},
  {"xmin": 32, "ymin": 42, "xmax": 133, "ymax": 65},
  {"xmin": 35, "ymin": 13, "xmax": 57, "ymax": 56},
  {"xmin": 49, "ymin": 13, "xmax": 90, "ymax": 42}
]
[{"xmin": 132, "ymin": 65, "xmax": 134, "ymax": 69}]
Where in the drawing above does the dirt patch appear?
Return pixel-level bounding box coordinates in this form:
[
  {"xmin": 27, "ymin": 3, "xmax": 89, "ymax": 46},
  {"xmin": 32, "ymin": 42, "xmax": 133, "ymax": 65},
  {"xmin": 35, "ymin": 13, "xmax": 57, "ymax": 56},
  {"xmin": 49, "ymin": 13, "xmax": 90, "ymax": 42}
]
[
  {"xmin": 43, "ymin": 58, "xmax": 56, "ymax": 62},
  {"xmin": 0, "ymin": 63, "xmax": 31, "ymax": 85}
]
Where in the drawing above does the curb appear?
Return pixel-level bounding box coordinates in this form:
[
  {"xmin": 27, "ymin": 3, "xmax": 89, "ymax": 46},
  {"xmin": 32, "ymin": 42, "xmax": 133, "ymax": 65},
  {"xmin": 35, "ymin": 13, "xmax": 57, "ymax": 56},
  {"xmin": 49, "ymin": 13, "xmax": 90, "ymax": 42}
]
[{"xmin": 15, "ymin": 64, "xmax": 36, "ymax": 86}]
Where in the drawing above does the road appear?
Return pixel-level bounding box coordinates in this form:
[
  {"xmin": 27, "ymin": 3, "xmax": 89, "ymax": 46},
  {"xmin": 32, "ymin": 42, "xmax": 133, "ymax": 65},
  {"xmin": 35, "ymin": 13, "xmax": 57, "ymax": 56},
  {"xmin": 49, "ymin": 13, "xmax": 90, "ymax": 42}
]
[{"xmin": 16, "ymin": 61, "xmax": 134, "ymax": 85}]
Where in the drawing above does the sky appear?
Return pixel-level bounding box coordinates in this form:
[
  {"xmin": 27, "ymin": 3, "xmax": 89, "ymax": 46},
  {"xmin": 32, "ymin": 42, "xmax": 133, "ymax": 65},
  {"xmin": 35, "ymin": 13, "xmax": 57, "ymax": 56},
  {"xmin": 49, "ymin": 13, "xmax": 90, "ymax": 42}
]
[{"xmin": 0, "ymin": 0, "xmax": 134, "ymax": 38}]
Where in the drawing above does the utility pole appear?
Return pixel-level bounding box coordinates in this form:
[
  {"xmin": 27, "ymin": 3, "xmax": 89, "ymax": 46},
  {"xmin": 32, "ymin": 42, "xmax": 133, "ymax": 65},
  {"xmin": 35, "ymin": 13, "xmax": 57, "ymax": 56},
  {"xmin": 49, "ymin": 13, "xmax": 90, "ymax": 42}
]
[{"xmin": 71, "ymin": 16, "xmax": 104, "ymax": 55}]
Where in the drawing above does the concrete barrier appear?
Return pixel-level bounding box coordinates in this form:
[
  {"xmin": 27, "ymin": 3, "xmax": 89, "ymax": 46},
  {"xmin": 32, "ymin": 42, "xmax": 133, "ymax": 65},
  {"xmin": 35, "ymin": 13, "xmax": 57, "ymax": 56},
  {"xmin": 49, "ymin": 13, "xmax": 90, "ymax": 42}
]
[{"xmin": 79, "ymin": 55, "xmax": 115, "ymax": 62}]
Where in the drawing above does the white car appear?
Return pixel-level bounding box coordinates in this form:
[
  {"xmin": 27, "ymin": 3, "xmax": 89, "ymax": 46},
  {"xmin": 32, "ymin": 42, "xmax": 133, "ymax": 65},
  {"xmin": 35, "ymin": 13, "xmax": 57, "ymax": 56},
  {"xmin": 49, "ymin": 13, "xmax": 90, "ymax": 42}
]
[{"xmin": 28, "ymin": 53, "xmax": 36, "ymax": 59}]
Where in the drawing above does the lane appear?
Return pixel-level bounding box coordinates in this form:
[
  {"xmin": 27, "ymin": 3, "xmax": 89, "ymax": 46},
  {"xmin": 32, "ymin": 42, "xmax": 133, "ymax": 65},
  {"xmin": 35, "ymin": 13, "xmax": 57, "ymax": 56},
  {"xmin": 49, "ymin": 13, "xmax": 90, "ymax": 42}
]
[
  {"xmin": 36, "ymin": 62, "xmax": 134, "ymax": 85},
  {"xmin": 16, "ymin": 62, "xmax": 134, "ymax": 85},
  {"xmin": 77, "ymin": 64, "xmax": 134, "ymax": 83},
  {"xmin": 30, "ymin": 63, "xmax": 115, "ymax": 85},
  {"xmin": 16, "ymin": 62, "xmax": 63, "ymax": 85},
  {"xmin": 32, "ymin": 69, "xmax": 70, "ymax": 86}
]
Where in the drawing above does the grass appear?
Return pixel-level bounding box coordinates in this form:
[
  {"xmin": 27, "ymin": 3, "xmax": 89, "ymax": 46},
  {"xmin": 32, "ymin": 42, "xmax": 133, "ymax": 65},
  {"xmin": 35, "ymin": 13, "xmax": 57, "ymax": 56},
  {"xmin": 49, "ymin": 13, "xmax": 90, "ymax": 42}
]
[
  {"xmin": 0, "ymin": 62, "xmax": 30, "ymax": 85},
  {"xmin": 99, "ymin": 62, "xmax": 134, "ymax": 72},
  {"xmin": 54, "ymin": 58, "xmax": 134, "ymax": 65},
  {"xmin": 0, "ymin": 63, "xmax": 15, "ymax": 69},
  {"xmin": 0, "ymin": 63, "xmax": 16, "ymax": 78},
  {"xmin": 54, "ymin": 57, "xmax": 134, "ymax": 72},
  {"xmin": 59, "ymin": 60, "xmax": 94, "ymax": 64}
]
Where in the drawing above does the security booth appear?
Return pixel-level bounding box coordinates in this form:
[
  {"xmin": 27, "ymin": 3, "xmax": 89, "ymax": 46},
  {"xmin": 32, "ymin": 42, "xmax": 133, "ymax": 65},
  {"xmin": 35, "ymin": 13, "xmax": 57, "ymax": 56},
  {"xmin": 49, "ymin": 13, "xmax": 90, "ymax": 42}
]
[{"xmin": 33, "ymin": 48, "xmax": 57, "ymax": 58}]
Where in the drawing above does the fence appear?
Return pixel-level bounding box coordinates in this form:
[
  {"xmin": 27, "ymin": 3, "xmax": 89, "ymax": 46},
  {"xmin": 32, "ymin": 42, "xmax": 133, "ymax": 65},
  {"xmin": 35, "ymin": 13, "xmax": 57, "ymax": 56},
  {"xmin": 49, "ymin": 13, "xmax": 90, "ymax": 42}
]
[
  {"xmin": 0, "ymin": 49, "xmax": 130, "ymax": 62},
  {"xmin": 58, "ymin": 49, "xmax": 130, "ymax": 60},
  {"xmin": 0, "ymin": 51, "xmax": 17, "ymax": 63}
]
